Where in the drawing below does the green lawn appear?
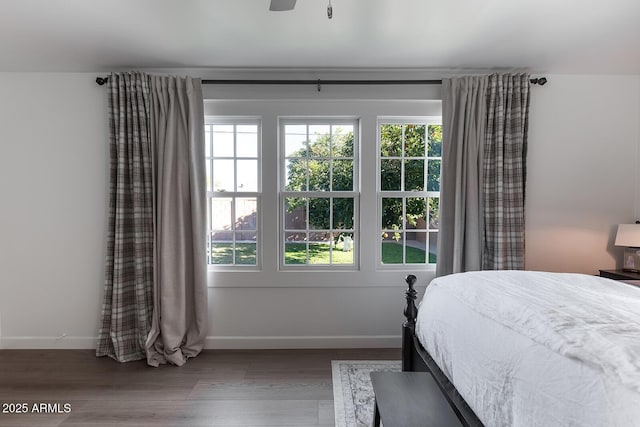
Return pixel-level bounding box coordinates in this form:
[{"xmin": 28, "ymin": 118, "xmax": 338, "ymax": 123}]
[
  {"xmin": 284, "ymin": 243, "xmax": 354, "ymax": 265},
  {"xmin": 210, "ymin": 241, "xmax": 434, "ymax": 265},
  {"xmin": 210, "ymin": 243, "xmax": 256, "ymax": 265},
  {"xmin": 381, "ymin": 242, "xmax": 434, "ymax": 264}
]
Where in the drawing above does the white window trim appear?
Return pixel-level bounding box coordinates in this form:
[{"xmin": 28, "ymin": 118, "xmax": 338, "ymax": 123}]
[
  {"xmin": 278, "ymin": 117, "xmax": 361, "ymax": 271},
  {"xmin": 206, "ymin": 116, "xmax": 263, "ymax": 271},
  {"xmin": 376, "ymin": 116, "xmax": 442, "ymax": 270}
]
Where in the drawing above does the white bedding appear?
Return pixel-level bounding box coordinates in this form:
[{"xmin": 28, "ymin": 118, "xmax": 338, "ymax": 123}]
[{"xmin": 415, "ymin": 270, "xmax": 640, "ymax": 427}]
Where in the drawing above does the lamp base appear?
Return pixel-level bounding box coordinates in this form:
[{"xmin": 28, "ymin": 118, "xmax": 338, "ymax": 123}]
[{"xmin": 622, "ymin": 247, "xmax": 640, "ymax": 272}]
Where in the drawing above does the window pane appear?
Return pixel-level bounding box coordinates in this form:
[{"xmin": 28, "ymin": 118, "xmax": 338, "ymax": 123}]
[
  {"xmin": 404, "ymin": 159, "xmax": 424, "ymax": 191},
  {"xmin": 309, "ymin": 232, "xmax": 332, "ymax": 264},
  {"xmin": 237, "ymin": 124, "xmax": 257, "ymax": 133},
  {"xmin": 429, "ymin": 231, "xmax": 438, "ymax": 263},
  {"xmin": 382, "ymin": 198, "xmax": 403, "ymax": 230},
  {"xmin": 332, "ymin": 159, "xmax": 353, "ymax": 191},
  {"xmin": 284, "ymin": 232, "xmax": 307, "ymax": 264},
  {"xmin": 281, "ymin": 119, "xmax": 359, "ymax": 269},
  {"xmin": 212, "ymin": 125, "xmax": 234, "ymax": 157},
  {"xmin": 404, "ymin": 124, "xmax": 426, "ymax": 157},
  {"xmin": 207, "ymin": 120, "xmax": 261, "ymax": 268},
  {"xmin": 381, "ymin": 232, "xmax": 404, "ymax": 264},
  {"xmin": 334, "ymin": 124, "xmax": 354, "ymax": 136},
  {"xmin": 211, "ymin": 241, "xmax": 234, "ymax": 264},
  {"xmin": 309, "ymin": 125, "xmax": 330, "ymax": 139},
  {"xmin": 429, "ymin": 197, "xmax": 440, "ymax": 229},
  {"xmin": 309, "ymin": 125, "xmax": 330, "ymax": 157},
  {"xmin": 380, "ymin": 124, "xmax": 402, "ymax": 157},
  {"xmin": 213, "ymin": 159, "xmax": 234, "ymax": 192},
  {"xmin": 235, "ymin": 198, "xmax": 257, "ymax": 231},
  {"xmin": 428, "ymin": 124, "xmax": 443, "ymax": 157},
  {"xmin": 236, "ymin": 128, "xmax": 258, "ymax": 158},
  {"xmin": 378, "ymin": 119, "xmax": 441, "ymax": 268},
  {"xmin": 406, "ymin": 232, "xmax": 426, "ymax": 264},
  {"xmin": 308, "ymin": 160, "xmax": 330, "ymax": 191},
  {"xmin": 235, "ymin": 232, "xmax": 256, "ymax": 265},
  {"xmin": 237, "ymin": 159, "xmax": 258, "ymax": 192},
  {"xmin": 284, "ymin": 197, "xmax": 307, "ymax": 230},
  {"xmin": 285, "ymin": 126, "xmax": 307, "ymax": 157},
  {"xmin": 406, "ymin": 198, "xmax": 427, "ymax": 229},
  {"xmin": 332, "ymin": 128, "xmax": 354, "ymax": 157},
  {"xmin": 211, "ymin": 198, "xmax": 232, "ymax": 230},
  {"xmin": 380, "ymin": 159, "xmax": 401, "ymax": 191},
  {"xmin": 427, "ymin": 159, "xmax": 441, "ymax": 191},
  {"xmin": 333, "ymin": 198, "xmax": 354, "ymax": 229},
  {"xmin": 285, "ymin": 159, "xmax": 307, "ymax": 191},
  {"xmin": 309, "ymin": 198, "xmax": 330, "ymax": 230}
]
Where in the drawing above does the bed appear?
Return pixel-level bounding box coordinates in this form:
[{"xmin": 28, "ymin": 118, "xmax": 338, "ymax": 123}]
[{"xmin": 401, "ymin": 270, "xmax": 640, "ymax": 427}]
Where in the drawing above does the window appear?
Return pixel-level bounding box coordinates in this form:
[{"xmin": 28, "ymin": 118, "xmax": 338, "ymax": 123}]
[
  {"xmin": 205, "ymin": 118, "xmax": 261, "ymax": 267},
  {"xmin": 280, "ymin": 119, "xmax": 359, "ymax": 268},
  {"xmin": 378, "ymin": 118, "xmax": 442, "ymax": 266}
]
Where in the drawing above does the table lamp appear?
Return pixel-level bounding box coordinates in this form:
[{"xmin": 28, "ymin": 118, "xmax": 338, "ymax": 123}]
[{"xmin": 615, "ymin": 223, "xmax": 640, "ymax": 272}]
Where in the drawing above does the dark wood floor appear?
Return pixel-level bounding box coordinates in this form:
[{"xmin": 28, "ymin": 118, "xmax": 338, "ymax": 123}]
[{"xmin": 0, "ymin": 348, "xmax": 400, "ymax": 427}]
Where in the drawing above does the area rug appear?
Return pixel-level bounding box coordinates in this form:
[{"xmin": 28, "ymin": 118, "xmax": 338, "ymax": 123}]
[{"xmin": 332, "ymin": 360, "xmax": 401, "ymax": 427}]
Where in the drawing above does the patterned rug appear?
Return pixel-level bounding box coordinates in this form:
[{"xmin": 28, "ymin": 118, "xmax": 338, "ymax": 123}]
[{"xmin": 332, "ymin": 360, "xmax": 401, "ymax": 427}]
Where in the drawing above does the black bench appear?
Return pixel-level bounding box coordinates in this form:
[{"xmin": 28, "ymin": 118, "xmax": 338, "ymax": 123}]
[{"xmin": 371, "ymin": 372, "xmax": 464, "ymax": 427}]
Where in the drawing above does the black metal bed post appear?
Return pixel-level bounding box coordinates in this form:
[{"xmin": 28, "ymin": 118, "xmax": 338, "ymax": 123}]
[{"xmin": 402, "ymin": 274, "xmax": 418, "ymax": 371}]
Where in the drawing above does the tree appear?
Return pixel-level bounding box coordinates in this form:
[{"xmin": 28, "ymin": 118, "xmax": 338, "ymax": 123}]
[
  {"xmin": 285, "ymin": 123, "xmax": 442, "ymax": 238},
  {"xmin": 285, "ymin": 129, "xmax": 354, "ymax": 231},
  {"xmin": 379, "ymin": 124, "xmax": 442, "ymax": 232}
]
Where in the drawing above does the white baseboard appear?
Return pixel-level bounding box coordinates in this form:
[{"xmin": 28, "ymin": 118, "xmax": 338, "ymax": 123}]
[
  {"xmin": 0, "ymin": 336, "xmax": 97, "ymax": 349},
  {"xmin": 1, "ymin": 335, "xmax": 401, "ymax": 350},
  {"xmin": 204, "ymin": 335, "xmax": 401, "ymax": 349}
]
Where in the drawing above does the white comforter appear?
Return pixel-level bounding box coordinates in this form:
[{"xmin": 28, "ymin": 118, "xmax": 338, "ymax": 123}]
[{"xmin": 415, "ymin": 270, "xmax": 640, "ymax": 427}]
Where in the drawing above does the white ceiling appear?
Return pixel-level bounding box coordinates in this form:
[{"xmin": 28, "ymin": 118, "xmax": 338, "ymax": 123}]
[{"xmin": 0, "ymin": 0, "xmax": 639, "ymax": 74}]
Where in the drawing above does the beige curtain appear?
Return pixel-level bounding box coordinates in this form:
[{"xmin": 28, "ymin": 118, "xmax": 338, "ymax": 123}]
[
  {"xmin": 145, "ymin": 75, "xmax": 208, "ymax": 367},
  {"xmin": 436, "ymin": 76, "xmax": 487, "ymax": 276}
]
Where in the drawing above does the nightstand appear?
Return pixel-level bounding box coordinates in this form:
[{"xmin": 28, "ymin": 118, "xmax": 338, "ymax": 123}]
[{"xmin": 599, "ymin": 269, "xmax": 640, "ymax": 281}]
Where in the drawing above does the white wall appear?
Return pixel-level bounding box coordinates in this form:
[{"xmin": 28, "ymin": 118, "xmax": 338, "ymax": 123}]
[
  {"xmin": 1, "ymin": 72, "xmax": 639, "ymax": 349},
  {"xmin": 0, "ymin": 73, "xmax": 109, "ymax": 348},
  {"xmin": 526, "ymin": 74, "xmax": 640, "ymax": 273}
]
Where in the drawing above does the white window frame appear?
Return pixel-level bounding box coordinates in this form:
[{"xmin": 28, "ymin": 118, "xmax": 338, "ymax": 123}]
[
  {"xmin": 205, "ymin": 116, "xmax": 262, "ymax": 271},
  {"xmin": 278, "ymin": 117, "xmax": 360, "ymax": 271},
  {"xmin": 376, "ymin": 116, "xmax": 442, "ymax": 270}
]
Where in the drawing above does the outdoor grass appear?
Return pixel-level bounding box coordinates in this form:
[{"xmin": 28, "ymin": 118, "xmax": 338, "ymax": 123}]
[
  {"xmin": 211, "ymin": 243, "xmax": 257, "ymax": 265},
  {"xmin": 381, "ymin": 241, "xmax": 435, "ymax": 264},
  {"xmin": 284, "ymin": 243, "xmax": 354, "ymax": 265},
  {"xmin": 210, "ymin": 241, "xmax": 434, "ymax": 265}
]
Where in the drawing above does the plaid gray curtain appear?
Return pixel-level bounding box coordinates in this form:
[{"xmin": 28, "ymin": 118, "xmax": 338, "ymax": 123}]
[
  {"xmin": 96, "ymin": 72, "xmax": 154, "ymax": 362},
  {"xmin": 483, "ymin": 74, "xmax": 530, "ymax": 270}
]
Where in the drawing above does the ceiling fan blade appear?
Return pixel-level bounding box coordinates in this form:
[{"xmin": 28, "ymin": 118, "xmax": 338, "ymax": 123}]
[{"xmin": 269, "ymin": 0, "xmax": 297, "ymax": 11}]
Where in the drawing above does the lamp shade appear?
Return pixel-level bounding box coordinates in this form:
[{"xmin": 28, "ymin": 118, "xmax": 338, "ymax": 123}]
[{"xmin": 614, "ymin": 224, "xmax": 640, "ymax": 247}]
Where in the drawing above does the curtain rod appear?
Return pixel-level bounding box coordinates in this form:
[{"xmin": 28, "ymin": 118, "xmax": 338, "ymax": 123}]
[{"xmin": 95, "ymin": 76, "xmax": 547, "ymax": 91}]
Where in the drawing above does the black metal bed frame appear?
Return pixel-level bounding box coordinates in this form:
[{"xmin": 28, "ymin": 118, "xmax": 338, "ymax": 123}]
[{"xmin": 402, "ymin": 275, "xmax": 484, "ymax": 427}]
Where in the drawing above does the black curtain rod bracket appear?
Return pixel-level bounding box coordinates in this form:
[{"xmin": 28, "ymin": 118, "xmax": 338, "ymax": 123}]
[{"xmin": 95, "ymin": 76, "xmax": 547, "ymax": 87}]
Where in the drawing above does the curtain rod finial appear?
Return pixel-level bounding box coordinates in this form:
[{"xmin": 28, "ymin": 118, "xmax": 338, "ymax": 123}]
[
  {"xmin": 96, "ymin": 76, "xmax": 109, "ymax": 86},
  {"xmin": 531, "ymin": 77, "xmax": 547, "ymax": 86}
]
